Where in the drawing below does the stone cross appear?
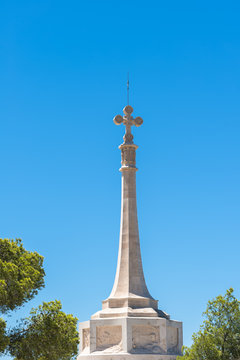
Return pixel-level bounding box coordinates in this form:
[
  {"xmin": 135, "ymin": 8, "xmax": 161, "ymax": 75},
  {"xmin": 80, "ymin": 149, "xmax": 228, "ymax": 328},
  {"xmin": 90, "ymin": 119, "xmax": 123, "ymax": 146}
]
[{"xmin": 113, "ymin": 105, "xmax": 143, "ymax": 144}]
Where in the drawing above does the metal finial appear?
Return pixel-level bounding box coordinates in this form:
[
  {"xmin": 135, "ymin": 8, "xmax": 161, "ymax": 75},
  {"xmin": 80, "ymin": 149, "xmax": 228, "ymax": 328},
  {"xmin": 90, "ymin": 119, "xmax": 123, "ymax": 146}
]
[{"xmin": 127, "ymin": 73, "xmax": 129, "ymax": 105}]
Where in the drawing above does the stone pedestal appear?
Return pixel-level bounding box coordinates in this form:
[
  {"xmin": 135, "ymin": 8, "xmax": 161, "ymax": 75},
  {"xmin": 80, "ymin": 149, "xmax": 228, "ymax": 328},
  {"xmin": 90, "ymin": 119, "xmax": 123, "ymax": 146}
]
[{"xmin": 78, "ymin": 317, "xmax": 182, "ymax": 360}]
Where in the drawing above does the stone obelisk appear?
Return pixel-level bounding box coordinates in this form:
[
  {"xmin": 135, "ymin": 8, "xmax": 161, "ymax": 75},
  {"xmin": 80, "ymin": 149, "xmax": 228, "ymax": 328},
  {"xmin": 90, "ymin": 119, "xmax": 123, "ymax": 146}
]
[{"xmin": 78, "ymin": 105, "xmax": 183, "ymax": 360}]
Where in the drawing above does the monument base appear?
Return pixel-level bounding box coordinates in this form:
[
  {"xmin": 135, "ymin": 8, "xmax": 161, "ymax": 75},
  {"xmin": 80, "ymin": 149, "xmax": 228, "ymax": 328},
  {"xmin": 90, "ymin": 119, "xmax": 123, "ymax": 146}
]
[
  {"xmin": 78, "ymin": 316, "xmax": 182, "ymax": 360},
  {"xmin": 78, "ymin": 354, "xmax": 179, "ymax": 360}
]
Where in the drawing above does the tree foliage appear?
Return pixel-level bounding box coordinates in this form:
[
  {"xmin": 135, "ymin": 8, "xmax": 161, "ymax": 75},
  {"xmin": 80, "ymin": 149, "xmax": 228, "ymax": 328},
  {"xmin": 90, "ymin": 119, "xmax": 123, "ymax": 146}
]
[
  {"xmin": 0, "ymin": 318, "xmax": 9, "ymax": 353},
  {"xmin": 9, "ymin": 301, "xmax": 79, "ymax": 360},
  {"xmin": 0, "ymin": 238, "xmax": 79, "ymax": 359},
  {"xmin": 178, "ymin": 288, "xmax": 240, "ymax": 360},
  {"xmin": 0, "ymin": 238, "xmax": 45, "ymax": 313}
]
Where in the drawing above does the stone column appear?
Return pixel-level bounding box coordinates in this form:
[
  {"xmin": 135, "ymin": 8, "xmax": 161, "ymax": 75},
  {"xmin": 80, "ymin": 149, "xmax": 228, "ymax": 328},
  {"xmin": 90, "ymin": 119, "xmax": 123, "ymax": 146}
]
[
  {"xmin": 102, "ymin": 105, "xmax": 158, "ymax": 311},
  {"xmin": 109, "ymin": 144, "xmax": 154, "ymax": 301}
]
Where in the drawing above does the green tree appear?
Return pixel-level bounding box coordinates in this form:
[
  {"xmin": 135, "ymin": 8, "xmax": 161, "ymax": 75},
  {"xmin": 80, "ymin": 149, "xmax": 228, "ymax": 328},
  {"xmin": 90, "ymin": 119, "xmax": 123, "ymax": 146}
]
[
  {"xmin": 0, "ymin": 238, "xmax": 45, "ymax": 354},
  {"xmin": 9, "ymin": 301, "xmax": 79, "ymax": 360},
  {"xmin": 0, "ymin": 238, "xmax": 45, "ymax": 313},
  {"xmin": 0, "ymin": 238, "xmax": 79, "ymax": 359},
  {"xmin": 178, "ymin": 288, "xmax": 240, "ymax": 360}
]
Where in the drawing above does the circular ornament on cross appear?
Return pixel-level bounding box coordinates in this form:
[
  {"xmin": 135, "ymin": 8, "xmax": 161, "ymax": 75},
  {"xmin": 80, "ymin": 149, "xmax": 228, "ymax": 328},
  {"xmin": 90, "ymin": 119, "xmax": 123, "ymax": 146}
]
[
  {"xmin": 113, "ymin": 115, "xmax": 124, "ymax": 125},
  {"xmin": 134, "ymin": 116, "xmax": 143, "ymax": 127},
  {"xmin": 123, "ymin": 105, "xmax": 134, "ymax": 116}
]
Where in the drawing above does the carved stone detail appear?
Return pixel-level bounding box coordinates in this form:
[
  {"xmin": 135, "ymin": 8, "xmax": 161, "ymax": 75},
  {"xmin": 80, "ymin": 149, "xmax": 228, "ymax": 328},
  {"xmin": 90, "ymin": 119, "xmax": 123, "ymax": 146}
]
[
  {"xmin": 121, "ymin": 146, "xmax": 136, "ymax": 168},
  {"xmin": 82, "ymin": 328, "xmax": 90, "ymax": 350},
  {"xmin": 132, "ymin": 325, "xmax": 161, "ymax": 353},
  {"xmin": 167, "ymin": 327, "xmax": 178, "ymax": 354},
  {"xmin": 123, "ymin": 132, "xmax": 134, "ymax": 144},
  {"xmin": 96, "ymin": 325, "xmax": 122, "ymax": 351}
]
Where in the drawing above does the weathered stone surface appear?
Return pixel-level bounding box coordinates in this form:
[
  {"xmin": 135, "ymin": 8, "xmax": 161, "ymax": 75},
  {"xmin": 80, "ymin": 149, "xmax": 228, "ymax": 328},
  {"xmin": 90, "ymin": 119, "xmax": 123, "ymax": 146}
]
[
  {"xmin": 78, "ymin": 317, "xmax": 182, "ymax": 360},
  {"xmin": 78, "ymin": 355, "xmax": 180, "ymax": 360},
  {"xmin": 167, "ymin": 327, "xmax": 179, "ymax": 354},
  {"xmin": 132, "ymin": 325, "xmax": 160, "ymax": 353},
  {"xmin": 96, "ymin": 326, "xmax": 122, "ymax": 351},
  {"xmin": 83, "ymin": 329, "xmax": 90, "ymax": 350}
]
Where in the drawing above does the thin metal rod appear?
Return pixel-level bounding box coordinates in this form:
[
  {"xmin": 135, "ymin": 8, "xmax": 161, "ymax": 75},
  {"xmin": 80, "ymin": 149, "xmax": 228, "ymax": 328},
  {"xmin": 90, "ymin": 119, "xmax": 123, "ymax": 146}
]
[{"xmin": 127, "ymin": 72, "xmax": 129, "ymax": 105}]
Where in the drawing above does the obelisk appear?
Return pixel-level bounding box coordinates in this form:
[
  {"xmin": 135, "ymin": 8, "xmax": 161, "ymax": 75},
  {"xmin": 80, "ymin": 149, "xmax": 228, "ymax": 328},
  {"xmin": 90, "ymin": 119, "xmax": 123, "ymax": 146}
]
[
  {"xmin": 78, "ymin": 105, "xmax": 183, "ymax": 360},
  {"xmin": 93, "ymin": 105, "xmax": 159, "ymax": 318}
]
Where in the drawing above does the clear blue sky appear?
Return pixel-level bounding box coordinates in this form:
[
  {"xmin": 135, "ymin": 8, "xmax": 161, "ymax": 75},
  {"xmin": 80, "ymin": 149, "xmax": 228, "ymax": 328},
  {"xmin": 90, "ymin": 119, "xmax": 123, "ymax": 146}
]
[{"xmin": 1, "ymin": 0, "xmax": 240, "ymax": 354}]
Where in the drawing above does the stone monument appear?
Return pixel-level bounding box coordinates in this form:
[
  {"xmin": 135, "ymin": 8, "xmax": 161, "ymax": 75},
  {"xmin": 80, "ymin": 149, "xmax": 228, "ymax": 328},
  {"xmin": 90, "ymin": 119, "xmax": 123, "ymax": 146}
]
[{"xmin": 78, "ymin": 105, "xmax": 183, "ymax": 360}]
